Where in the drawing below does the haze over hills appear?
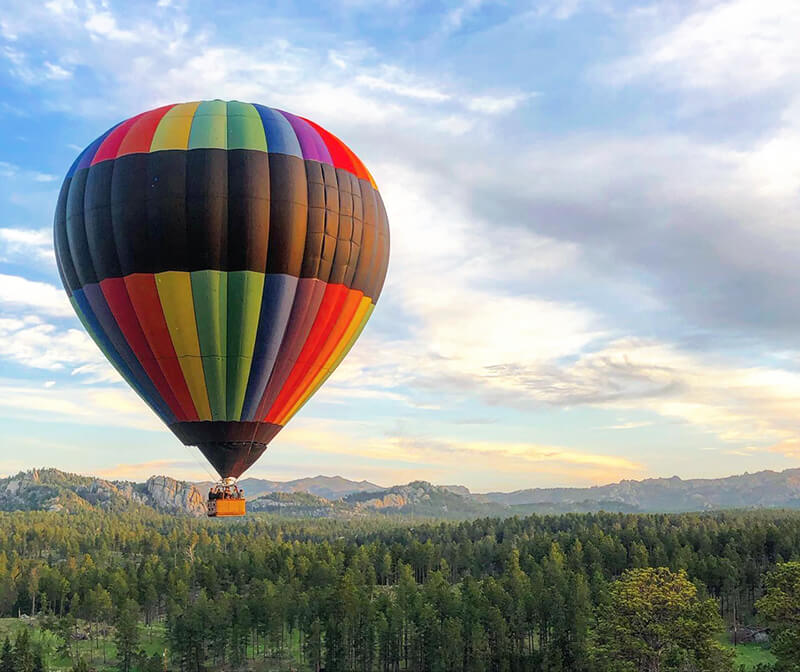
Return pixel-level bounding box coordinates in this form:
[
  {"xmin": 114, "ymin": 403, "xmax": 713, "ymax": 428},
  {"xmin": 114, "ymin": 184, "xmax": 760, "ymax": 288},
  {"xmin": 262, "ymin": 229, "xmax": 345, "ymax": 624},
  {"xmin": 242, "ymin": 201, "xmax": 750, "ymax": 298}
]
[
  {"xmin": 205, "ymin": 468, "xmax": 800, "ymax": 514},
  {"xmin": 2, "ymin": 467, "xmax": 800, "ymax": 518},
  {"xmin": 478, "ymin": 469, "xmax": 800, "ymax": 512}
]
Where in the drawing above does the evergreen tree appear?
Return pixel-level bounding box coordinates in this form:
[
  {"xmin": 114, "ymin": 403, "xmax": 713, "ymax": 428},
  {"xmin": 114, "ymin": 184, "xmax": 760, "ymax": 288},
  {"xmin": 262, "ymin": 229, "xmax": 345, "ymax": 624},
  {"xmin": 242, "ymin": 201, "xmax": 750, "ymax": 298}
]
[
  {"xmin": 305, "ymin": 617, "xmax": 323, "ymax": 672},
  {"xmin": 14, "ymin": 628, "xmax": 34, "ymax": 672},
  {"xmin": 114, "ymin": 598, "xmax": 140, "ymax": 672},
  {"xmin": 32, "ymin": 647, "xmax": 44, "ymax": 672},
  {"xmin": 593, "ymin": 567, "xmax": 734, "ymax": 672},
  {"xmin": 755, "ymin": 561, "xmax": 800, "ymax": 672},
  {"xmin": 0, "ymin": 636, "xmax": 14, "ymax": 672}
]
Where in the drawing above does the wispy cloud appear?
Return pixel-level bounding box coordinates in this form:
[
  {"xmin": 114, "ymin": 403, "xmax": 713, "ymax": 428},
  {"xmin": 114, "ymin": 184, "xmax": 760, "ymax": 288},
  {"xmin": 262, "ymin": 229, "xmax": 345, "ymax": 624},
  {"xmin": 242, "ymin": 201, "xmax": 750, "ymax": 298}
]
[
  {"xmin": 355, "ymin": 67, "xmax": 451, "ymax": 102},
  {"xmin": 601, "ymin": 0, "xmax": 800, "ymax": 97},
  {"xmin": 96, "ymin": 459, "xmax": 207, "ymax": 482},
  {"xmin": 0, "ymin": 228, "xmax": 54, "ymax": 264},
  {"xmin": 442, "ymin": 0, "xmax": 490, "ymax": 34},
  {"xmin": 766, "ymin": 439, "xmax": 800, "ymax": 459},
  {"xmin": 278, "ymin": 418, "xmax": 644, "ymax": 489},
  {"xmin": 0, "ymin": 275, "xmax": 72, "ymax": 317},
  {"xmin": 84, "ymin": 10, "xmax": 141, "ymax": 43},
  {"xmin": 466, "ymin": 92, "xmax": 533, "ymax": 114},
  {"xmin": 0, "ymin": 379, "xmax": 162, "ymax": 432},
  {"xmin": 602, "ymin": 421, "xmax": 653, "ymax": 430}
]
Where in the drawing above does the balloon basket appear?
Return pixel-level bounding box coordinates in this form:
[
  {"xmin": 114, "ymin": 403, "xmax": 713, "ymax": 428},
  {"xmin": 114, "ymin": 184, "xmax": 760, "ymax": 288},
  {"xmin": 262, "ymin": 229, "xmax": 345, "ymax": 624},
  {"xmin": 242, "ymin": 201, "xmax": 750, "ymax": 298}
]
[
  {"xmin": 207, "ymin": 498, "xmax": 246, "ymax": 517},
  {"xmin": 207, "ymin": 480, "xmax": 246, "ymax": 517}
]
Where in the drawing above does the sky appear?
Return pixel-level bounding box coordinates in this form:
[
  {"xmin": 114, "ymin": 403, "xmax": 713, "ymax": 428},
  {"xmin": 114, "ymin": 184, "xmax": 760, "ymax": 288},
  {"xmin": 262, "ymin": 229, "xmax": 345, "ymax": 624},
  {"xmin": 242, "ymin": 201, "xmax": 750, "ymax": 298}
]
[{"xmin": 1, "ymin": 0, "xmax": 800, "ymax": 491}]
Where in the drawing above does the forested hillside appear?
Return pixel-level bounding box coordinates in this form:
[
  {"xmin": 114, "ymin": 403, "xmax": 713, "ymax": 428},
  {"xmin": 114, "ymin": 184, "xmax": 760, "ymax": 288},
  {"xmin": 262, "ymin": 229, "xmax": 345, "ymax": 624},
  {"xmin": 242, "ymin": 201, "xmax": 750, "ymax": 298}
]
[
  {"xmin": 8, "ymin": 468, "xmax": 800, "ymax": 520},
  {"xmin": 0, "ymin": 469, "xmax": 205, "ymax": 516},
  {"xmin": 0, "ymin": 509, "xmax": 798, "ymax": 670}
]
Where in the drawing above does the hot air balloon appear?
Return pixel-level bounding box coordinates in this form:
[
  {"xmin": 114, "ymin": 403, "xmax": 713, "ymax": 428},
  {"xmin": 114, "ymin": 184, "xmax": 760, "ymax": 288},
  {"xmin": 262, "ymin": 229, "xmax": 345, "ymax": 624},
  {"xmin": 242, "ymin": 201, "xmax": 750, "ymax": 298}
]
[{"xmin": 54, "ymin": 100, "xmax": 389, "ymax": 516}]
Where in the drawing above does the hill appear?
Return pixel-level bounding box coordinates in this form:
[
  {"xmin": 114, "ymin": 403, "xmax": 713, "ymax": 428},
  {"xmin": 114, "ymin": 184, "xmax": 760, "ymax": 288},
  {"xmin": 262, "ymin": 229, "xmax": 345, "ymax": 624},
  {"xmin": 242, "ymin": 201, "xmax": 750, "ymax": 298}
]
[
  {"xmin": 229, "ymin": 469, "xmax": 800, "ymax": 517},
  {"xmin": 341, "ymin": 480, "xmax": 508, "ymax": 518},
  {"xmin": 481, "ymin": 469, "xmax": 800, "ymax": 512},
  {"xmin": 243, "ymin": 481, "xmax": 505, "ymax": 519},
  {"xmin": 195, "ymin": 474, "xmax": 385, "ymax": 500},
  {"xmin": 0, "ymin": 468, "xmax": 206, "ymax": 516},
  {"xmin": 4, "ymin": 467, "xmax": 800, "ymax": 518}
]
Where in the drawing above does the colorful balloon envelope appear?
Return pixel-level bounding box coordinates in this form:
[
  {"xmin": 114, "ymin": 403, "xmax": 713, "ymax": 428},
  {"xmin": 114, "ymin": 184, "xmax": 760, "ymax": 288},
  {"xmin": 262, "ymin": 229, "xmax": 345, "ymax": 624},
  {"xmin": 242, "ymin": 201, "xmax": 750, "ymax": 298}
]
[{"xmin": 54, "ymin": 100, "xmax": 389, "ymax": 479}]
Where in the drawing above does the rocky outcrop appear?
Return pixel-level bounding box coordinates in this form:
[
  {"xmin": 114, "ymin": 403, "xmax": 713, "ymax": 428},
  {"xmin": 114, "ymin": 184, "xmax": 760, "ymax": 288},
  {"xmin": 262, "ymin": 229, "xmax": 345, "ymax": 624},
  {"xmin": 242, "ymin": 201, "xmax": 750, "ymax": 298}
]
[
  {"xmin": 356, "ymin": 493, "xmax": 408, "ymax": 510},
  {"xmin": 0, "ymin": 468, "xmax": 142, "ymax": 513},
  {"xmin": 0, "ymin": 469, "xmax": 206, "ymax": 516},
  {"xmin": 144, "ymin": 476, "xmax": 206, "ymax": 517},
  {"xmin": 441, "ymin": 485, "xmax": 471, "ymax": 497}
]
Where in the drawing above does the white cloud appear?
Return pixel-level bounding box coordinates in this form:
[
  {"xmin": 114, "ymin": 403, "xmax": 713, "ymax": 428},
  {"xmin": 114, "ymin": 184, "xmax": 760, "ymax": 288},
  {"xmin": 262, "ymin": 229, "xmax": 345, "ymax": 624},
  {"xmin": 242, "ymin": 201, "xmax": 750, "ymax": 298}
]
[
  {"xmin": 0, "ymin": 228, "xmax": 54, "ymax": 264},
  {"xmin": 534, "ymin": 0, "xmax": 585, "ymax": 21},
  {"xmin": 483, "ymin": 337, "xmax": 800, "ymax": 448},
  {"xmin": 95, "ymin": 459, "xmax": 208, "ymax": 482},
  {"xmin": 84, "ymin": 10, "xmax": 139, "ymax": 43},
  {"xmin": 1, "ymin": 46, "xmax": 71, "ymax": 86},
  {"xmin": 0, "ymin": 379, "xmax": 163, "ymax": 432},
  {"xmin": 44, "ymin": 0, "xmax": 77, "ymax": 15},
  {"xmin": 0, "ymin": 162, "xmax": 18, "ymax": 178},
  {"xmin": 0, "ymin": 315, "xmax": 107, "ymax": 372},
  {"xmin": 277, "ymin": 417, "xmax": 644, "ymax": 488},
  {"xmin": 0, "ymin": 274, "xmax": 72, "ymax": 317},
  {"xmin": 0, "ymin": 1, "xmax": 527, "ymax": 137},
  {"xmin": 317, "ymin": 137, "xmax": 800, "ymax": 455},
  {"xmin": 43, "ymin": 61, "xmax": 71, "ymax": 80},
  {"xmin": 603, "ymin": 0, "xmax": 800, "ymax": 97},
  {"xmin": 316, "ymin": 161, "xmax": 602, "ymax": 409},
  {"xmin": 443, "ymin": 0, "xmax": 490, "ymax": 33},
  {"xmin": 466, "ymin": 92, "xmax": 533, "ymax": 114},
  {"xmin": 356, "ymin": 67, "xmax": 452, "ymax": 102},
  {"xmin": 0, "ymin": 160, "xmax": 58, "ymax": 184},
  {"xmin": 602, "ymin": 421, "xmax": 653, "ymax": 430}
]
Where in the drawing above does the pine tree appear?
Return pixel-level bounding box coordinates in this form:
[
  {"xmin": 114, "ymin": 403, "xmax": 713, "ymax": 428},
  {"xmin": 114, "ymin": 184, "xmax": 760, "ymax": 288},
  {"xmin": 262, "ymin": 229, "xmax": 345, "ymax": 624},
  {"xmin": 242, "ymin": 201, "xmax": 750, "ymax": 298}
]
[
  {"xmin": 70, "ymin": 658, "xmax": 89, "ymax": 672},
  {"xmin": 32, "ymin": 647, "xmax": 44, "ymax": 672},
  {"xmin": 592, "ymin": 567, "xmax": 734, "ymax": 672},
  {"xmin": 114, "ymin": 598, "xmax": 140, "ymax": 672},
  {"xmin": 755, "ymin": 561, "xmax": 800, "ymax": 671},
  {"xmin": 0, "ymin": 636, "xmax": 14, "ymax": 672},
  {"xmin": 14, "ymin": 628, "xmax": 34, "ymax": 672},
  {"xmin": 305, "ymin": 617, "xmax": 322, "ymax": 672}
]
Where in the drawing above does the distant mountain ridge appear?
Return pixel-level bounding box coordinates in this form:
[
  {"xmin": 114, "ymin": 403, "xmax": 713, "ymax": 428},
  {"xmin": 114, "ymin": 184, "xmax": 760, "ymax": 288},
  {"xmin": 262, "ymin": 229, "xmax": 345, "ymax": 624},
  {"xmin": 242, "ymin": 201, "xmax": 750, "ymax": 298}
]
[
  {"xmin": 204, "ymin": 469, "xmax": 800, "ymax": 514},
  {"xmin": 479, "ymin": 469, "xmax": 800, "ymax": 512},
  {"xmin": 3, "ymin": 467, "xmax": 800, "ymax": 518},
  {"xmin": 194, "ymin": 475, "xmax": 385, "ymax": 500}
]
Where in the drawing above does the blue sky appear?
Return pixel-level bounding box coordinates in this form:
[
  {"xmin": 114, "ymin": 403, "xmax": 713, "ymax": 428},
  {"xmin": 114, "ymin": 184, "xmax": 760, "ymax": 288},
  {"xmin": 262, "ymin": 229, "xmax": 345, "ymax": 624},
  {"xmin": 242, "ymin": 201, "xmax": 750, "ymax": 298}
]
[{"xmin": 2, "ymin": 0, "xmax": 800, "ymax": 491}]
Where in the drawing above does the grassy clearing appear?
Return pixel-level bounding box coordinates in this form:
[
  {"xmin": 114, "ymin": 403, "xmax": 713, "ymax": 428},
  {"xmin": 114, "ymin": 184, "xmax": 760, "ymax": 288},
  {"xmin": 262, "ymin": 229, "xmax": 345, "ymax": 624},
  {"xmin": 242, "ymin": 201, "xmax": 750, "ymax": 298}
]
[
  {"xmin": 729, "ymin": 643, "xmax": 776, "ymax": 668},
  {"xmin": 0, "ymin": 617, "xmax": 308, "ymax": 672},
  {"xmin": 716, "ymin": 632, "xmax": 776, "ymax": 669},
  {"xmin": 0, "ymin": 616, "xmax": 168, "ymax": 671}
]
